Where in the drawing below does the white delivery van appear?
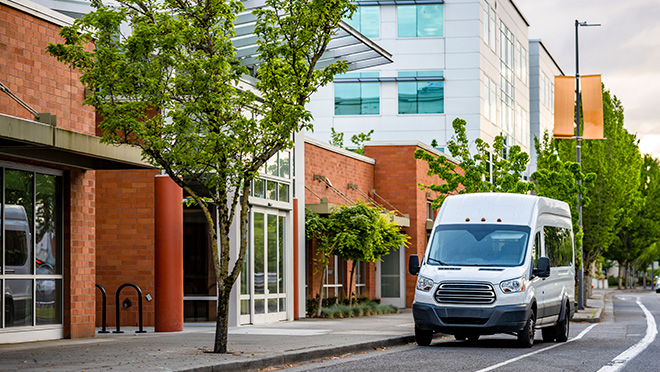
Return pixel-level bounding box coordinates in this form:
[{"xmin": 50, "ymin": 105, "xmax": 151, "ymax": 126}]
[{"xmin": 408, "ymin": 193, "xmax": 575, "ymax": 348}]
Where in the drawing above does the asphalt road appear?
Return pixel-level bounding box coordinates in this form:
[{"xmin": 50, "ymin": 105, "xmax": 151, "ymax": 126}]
[{"xmin": 280, "ymin": 291, "xmax": 660, "ymax": 372}]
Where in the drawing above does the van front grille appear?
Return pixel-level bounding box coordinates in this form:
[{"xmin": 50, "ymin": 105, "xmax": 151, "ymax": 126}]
[{"xmin": 434, "ymin": 282, "xmax": 496, "ymax": 304}]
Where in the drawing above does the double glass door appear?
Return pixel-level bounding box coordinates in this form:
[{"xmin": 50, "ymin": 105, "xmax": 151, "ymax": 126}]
[{"xmin": 240, "ymin": 208, "xmax": 286, "ymax": 324}]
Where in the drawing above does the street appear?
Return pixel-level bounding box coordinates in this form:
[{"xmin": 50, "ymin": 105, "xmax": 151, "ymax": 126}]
[{"xmin": 279, "ymin": 291, "xmax": 660, "ymax": 372}]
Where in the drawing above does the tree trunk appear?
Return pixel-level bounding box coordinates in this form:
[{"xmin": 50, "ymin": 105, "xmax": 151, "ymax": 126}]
[
  {"xmin": 317, "ymin": 264, "xmax": 327, "ymax": 317},
  {"xmin": 618, "ymin": 263, "xmax": 624, "ymax": 289},
  {"xmin": 213, "ymin": 287, "xmax": 230, "ymax": 353},
  {"xmin": 348, "ymin": 260, "xmax": 357, "ymax": 307}
]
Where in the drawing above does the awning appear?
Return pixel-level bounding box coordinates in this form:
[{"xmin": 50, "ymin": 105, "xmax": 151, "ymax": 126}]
[
  {"xmin": 236, "ymin": 0, "xmax": 393, "ymax": 72},
  {"xmin": 0, "ymin": 114, "xmax": 154, "ymax": 170}
]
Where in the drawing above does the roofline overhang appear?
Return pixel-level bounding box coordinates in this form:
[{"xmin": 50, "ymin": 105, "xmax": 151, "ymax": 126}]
[{"xmin": 0, "ymin": 114, "xmax": 155, "ymax": 170}]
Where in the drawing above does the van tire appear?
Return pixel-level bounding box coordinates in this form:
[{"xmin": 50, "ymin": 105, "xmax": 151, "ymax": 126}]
[
  {"xmin": 415, "ymin": 326, "xmax": 433, "ymax": 346},
  {"xmin": 455, "ymin": 334, "xmax": 467, "ymax": 341},
  {"xmin": 553, "ymin": 303, "xmax": 570, "ymax": 342},
  {"xmin": 517, "ymin": 312, "xmax": 535, "ymax": 348}
]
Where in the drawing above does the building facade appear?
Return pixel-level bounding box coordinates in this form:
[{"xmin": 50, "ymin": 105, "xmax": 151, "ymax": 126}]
[
  {"xmin": 0, "ymin": 0, "xmax": 151, "ymax": 343},
  {"xmin": 528, "ymin": 39, "xmax": 564, "ymax": 173}
]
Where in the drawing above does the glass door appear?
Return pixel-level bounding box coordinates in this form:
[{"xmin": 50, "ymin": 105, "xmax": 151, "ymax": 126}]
[
  {"xmin": 240, "ymin": 208, "xmax": 286, "ymax": 324},
  {"xmin": 379, "ymin": 247, "xmax": 405, "ymax": 308}
]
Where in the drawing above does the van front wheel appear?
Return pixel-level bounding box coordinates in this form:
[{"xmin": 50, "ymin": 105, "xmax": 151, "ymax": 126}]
[
  {"xmin": 415, "ymin": 326, "xmax": 433, "ymax": 346},
  {"xmin": 517, "ymin": 312, "xmax": 535, "ymax": 348}
]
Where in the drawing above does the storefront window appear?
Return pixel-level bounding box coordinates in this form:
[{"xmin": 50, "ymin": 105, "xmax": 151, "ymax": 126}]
[{"xmin": 2, "ymin": 166, "xmax": 62, "ymax": 329}]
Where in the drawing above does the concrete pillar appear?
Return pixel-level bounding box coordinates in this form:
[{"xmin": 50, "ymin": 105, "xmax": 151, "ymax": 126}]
[{"xmin": 154, "ymin": 174, "xmax": 183, "ymax": 332}]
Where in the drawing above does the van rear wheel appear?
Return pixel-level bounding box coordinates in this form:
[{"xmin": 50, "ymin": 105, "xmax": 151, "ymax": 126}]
[
  {"xmin": 415, "ymin": 326, "xmax": 433, "ymax": 346},
  {"xmin": 553, "ymin": 303, "xmax": 570, "ymax": 342}
]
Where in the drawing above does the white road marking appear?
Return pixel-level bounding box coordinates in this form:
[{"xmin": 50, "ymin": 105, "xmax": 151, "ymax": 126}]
[
  {"xmin": 475, "ymin": 324, "xmax": 598, "ymax": 372},
  {"xmin": 597, "ymin": 297, "xmax": 657, "ymax": 372}
]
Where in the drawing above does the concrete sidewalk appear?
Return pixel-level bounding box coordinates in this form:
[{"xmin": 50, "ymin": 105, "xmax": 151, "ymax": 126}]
[
  {"xmin": 0, "ymin": 290, "xmax": 615, "ymax": 372},
  {"xmin": 0, "ymin": 310, "xmax": 415, "ymax": 372}
]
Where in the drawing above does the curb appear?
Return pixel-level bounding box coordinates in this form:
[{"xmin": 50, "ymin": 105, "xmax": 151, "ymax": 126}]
[{"xmin": 184, "ymin": 335, "xmax": 416, "ymax": 372}]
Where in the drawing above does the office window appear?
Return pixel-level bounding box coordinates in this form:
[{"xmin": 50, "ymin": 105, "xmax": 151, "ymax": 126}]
[
  {"xmin": 344, "ymin": 6, "xmax": 380, "ymax": 38},
  {"xmin": 500, "ymin": 21, "xmax": 514, "ymax": 137},
  {"xmin": 484, "ymin": 76, "xmax": 497, "ymax": 123},
  {"xmin": 516, "ymin": 41, "xmax": 527, "ymax": 85},
  {"xmin": 334, "ymin": 72, "xmax": 380, "ymax": 115},
  {"xmin": 397, "ymin": 4, "xmax": 443, "ymax": 38},
  {"xmin": 398, "ymin": 71, "xmax": 444, "ymax": 114}
]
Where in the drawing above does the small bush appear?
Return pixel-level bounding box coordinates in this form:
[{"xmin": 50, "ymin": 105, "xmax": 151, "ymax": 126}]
[{"xmin": 317, "ymin": 301, "xmax": 399, "ymax": 318}]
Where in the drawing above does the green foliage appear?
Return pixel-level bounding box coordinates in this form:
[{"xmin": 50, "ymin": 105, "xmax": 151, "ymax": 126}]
[
  {"xmin": 319, "ymin": 302, "xmax": 398, "ymax": 318},
  {"xmin": 554, "ymin": 86, "xmax": 643, "ymax": 276},
  {"xmin": 47, "ymin": 0, "xmax": 355, "ymax": 353},
  {"xmin": 532, "ymin": 131, "xmax": 595, "ymax": 235},
  {"xmin": 414, "ymin": 117, "xmax": 533, "ymax": 209},
  {"xmin": 328, "ymin": 128, "xmax": 374, "ymax": 155}
]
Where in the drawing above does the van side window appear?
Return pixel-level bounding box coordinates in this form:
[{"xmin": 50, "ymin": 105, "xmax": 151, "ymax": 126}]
[
  {"xmin": 543, "ymin": 226, "xmax": 573, "ymax": 267},
  {"xmin": 533, "ymin": 232, "xmax": 541, "ymax": 267},
  {"xmin": 6, "ymin": 230, "xmax": 28, "ymax": 266}
]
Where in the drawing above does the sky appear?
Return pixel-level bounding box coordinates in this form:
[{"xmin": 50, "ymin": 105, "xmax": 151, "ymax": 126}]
[{"xmin": 515, "ymin": 0, "xmax": 660, "ymax": 160}]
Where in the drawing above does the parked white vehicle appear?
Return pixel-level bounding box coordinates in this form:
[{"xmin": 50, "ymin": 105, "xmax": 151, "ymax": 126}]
[{"xmin": 409, "ymin": 193, "xmax": 575, "ymax": 347}]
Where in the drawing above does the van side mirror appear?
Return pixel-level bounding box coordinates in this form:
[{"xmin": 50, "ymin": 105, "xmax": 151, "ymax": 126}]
[
  {"xmin": 533, "ymin": 257, "xmax": 551, "ymax": 278},
  {"xmin": 409, "ymin": 255, "xmax": 420, "ymax": 275}
]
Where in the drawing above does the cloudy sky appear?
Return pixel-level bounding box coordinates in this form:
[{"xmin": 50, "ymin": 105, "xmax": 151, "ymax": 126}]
[{"xmin": 515, "ymin": 0, "xmax": 660, "ymax": 159}]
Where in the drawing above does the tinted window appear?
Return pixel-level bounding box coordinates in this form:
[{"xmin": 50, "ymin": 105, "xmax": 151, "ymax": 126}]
[{"xmin": 544, "ymin": 226, "xmax": 573, "ymax": 267}]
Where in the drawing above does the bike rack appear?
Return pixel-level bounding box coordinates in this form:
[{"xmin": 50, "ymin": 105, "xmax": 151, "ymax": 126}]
[
  {"xmin": 95, "ymin": 284, "xmax": 109, "ymax": 333},
  {"xmin": 113, "ymin": 283, "xmax": 147, "ymax": 334}
]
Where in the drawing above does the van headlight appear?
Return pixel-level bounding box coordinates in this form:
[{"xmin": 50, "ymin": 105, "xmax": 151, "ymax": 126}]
[
  {"xmin": 500, "ymin": 277, "xmax": 525, "ymax": 293},
  {"xmin": 416, "ymin": 276, "xmax": 434, "ymax": 292}
]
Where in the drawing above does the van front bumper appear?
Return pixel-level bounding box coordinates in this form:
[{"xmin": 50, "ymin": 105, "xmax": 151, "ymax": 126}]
[{"xmin": 413, "ymin": 302, "xmax": 532, "ymax": 335}]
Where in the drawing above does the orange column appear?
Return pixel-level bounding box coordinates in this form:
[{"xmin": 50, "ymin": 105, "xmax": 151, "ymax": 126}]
[{"xmin": 154, "ymin": 174, "xmax": 183, "ymax": 332}]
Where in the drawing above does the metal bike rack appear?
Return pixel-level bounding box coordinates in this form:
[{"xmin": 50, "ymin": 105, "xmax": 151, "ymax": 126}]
[
  {"xmin": 95, "ymin": 284, "xmax": 109, "ymax": 333},
  {"xmin": 113, "ymin": 283, "xmax": 147, "ymax": 334}
]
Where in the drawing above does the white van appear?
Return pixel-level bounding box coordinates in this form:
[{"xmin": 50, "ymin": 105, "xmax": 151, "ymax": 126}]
[{"xmin": 408, "ymin": 193, "xmax": 575, "ymax": 348}]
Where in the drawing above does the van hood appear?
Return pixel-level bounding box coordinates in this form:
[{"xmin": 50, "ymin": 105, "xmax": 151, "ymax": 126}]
[{"xmin": 418, "ymin": 264, "xmax": 528, "ymax": 285}]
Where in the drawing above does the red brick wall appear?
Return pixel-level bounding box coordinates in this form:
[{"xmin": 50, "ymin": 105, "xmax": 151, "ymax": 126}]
[
  {"xmin": 65, "ymin": 169, "xmax": 96, "ymax": 339},
  {"xmin": 0, "ymin": 5, "xmax": 95, "ymax": 134},
  {"xmin": 304, "ymin": 141, "xmax": 377, "ymax": 301},
  {"xmin": 364, "ymin": 144, "xmax": 453, "ymax": 307},
  {"xmin": 96, "ymin": 169, "xmax": 159, "ymax": 327}
]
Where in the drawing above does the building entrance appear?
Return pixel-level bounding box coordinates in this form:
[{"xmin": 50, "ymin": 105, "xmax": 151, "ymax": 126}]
[{"xmin": 240, "ymin": 208, "xmax": 287, "ymax": 324}]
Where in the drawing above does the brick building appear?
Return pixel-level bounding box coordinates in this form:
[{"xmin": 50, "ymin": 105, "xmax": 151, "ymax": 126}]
[
  {"xmin": 0, "ymin": 0, "xmax": 151, "ymax": 343},
  {"xmin": 304, "ymin": 137, "xmax": 457, "ymax": 308}
]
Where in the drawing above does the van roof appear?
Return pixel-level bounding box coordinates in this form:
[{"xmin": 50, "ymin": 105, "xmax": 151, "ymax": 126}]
[
  {"xmin": 5, "ymin": 205, "xmax": 29, "ymax": 220},
  {"xmin": 436, "ymin": 193, "xmax": 570, "ymax": 226}
]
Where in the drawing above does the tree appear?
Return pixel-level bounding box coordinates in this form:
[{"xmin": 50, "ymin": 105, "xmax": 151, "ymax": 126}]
[
  {"xmin": 608, "ymin": 155, "xmax": 660, "ymax": 288},
  {"xmin": 555, "ymin": 85, "xmax": 642, "ymax": 297},
  {"xmin": 305, "ymin": 209, "xmax": 338, "ymax": 317},
  {"xmin": 329, "ymin": 128, "xmax": 374, "ymax": 155},
  {"xmin": 331, "ymin": 202, "xmax": 408, "ymax": 306},
  {"xmin": 414, "ymin": 117, "xmax": 533, "ymax": 208},
  {"xmin": 47, "ymin": 0, "xmax": 356, "ymax": 353},
  {"xmin": 305, "ymin": 202, "xmax": 409, "ymax": 311},
  {"xmin": 532, "ymin": 131, "xmax": 595, "ymax": 282}
]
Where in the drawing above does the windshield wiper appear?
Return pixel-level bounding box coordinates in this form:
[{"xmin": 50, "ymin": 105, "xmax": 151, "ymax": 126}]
[{"xmin": 427, "ymin": 257, "xmax": 446, "ymax": 265}]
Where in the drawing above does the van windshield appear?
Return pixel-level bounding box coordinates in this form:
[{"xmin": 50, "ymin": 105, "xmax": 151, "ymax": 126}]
[{"xmin": 427, "ymin": 224, "xmax": 530, "ymax": 267}]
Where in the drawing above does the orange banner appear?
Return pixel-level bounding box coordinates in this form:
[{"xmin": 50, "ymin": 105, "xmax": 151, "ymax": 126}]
[
  {"xmin": 581, "ymin": 75, "xmax": 604, "ymax": 139},
  {"xmin": 554, "ymin": 76, "xmax": 576, "ymax": 139}
]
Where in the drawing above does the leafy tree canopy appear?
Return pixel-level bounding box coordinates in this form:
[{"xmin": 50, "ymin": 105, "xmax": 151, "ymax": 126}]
[
  {"xmin": 47, "ymin": 0, "xmax": 357, "ymax": 353},
  {"xmin": 414, "ymin": 117, "xmax": 533, "ymax": 209}
]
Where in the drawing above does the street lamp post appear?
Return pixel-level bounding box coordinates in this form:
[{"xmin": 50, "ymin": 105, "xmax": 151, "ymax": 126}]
[{"xmin": 575, "ymin": 19, "xmax": 600, "ymax": 311}]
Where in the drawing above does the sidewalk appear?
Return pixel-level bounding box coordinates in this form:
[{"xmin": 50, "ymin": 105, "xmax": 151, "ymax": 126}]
[
  {"xmin": 572, "ymin": 287, "xmax": 614, "ymax": 323},
  {"xmin": 0, "ymin": 290, "xmax": 614, "ymax": 372},
  {"xmin": 0, "ymin": 310, "xmax": 415, "ymax": 372}
]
